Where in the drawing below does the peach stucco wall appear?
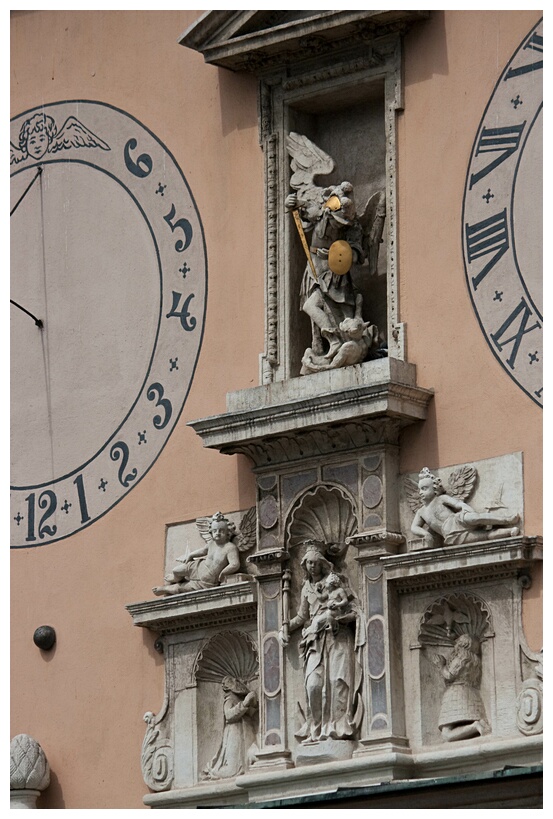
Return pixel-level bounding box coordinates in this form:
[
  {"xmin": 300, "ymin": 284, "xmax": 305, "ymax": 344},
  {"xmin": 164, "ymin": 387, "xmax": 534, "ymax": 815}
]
[
  {"xmin": 397, "ymin": 10, "xmax": 542, "ymax": 646},
  {"xmin": 11, "ymin": 10, "xmax": 542, "ymax": 809}
]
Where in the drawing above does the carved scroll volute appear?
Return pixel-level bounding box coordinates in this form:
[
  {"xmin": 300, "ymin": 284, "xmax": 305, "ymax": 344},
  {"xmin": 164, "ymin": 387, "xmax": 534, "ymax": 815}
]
[{"xmin": 141, "ymin": 711, "xmax": 174, "ymax": 792}]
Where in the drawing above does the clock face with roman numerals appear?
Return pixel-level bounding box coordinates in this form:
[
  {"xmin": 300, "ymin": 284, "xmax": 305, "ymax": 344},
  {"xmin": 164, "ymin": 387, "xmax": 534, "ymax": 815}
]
[
  {"xmin": 10, "ymin": 100, "xmax": 207, "ymax": 548},
  {"xmin": 462, "ymin": 19, "xmax": 542, "ymax": 408}
]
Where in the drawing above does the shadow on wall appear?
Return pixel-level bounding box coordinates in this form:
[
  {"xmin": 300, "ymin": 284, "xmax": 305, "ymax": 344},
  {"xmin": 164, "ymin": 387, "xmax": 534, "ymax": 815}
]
[
  {"xmin": 218, "ymin": 67, "xmax": 259, "ymax": 137},
  {"xmin": 236, "ymin": 453, "xmax": 257, "ymax": 515},
  {"xmin": 404, "ymin": 10, "xmax": 449, "ymax": 83},
  {"xmin": 37, "ymin": 768, "xmax": 65, "ymax": 810}
]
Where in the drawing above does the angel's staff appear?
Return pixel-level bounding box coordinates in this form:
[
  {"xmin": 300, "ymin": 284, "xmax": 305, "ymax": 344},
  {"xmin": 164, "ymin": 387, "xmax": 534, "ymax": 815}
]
[
  {"xmin": 282, "ymin": 569, "xmax": 292, "ymax": 643},
  {"xmin": 291, "ymin": 208, "xmax": 318, "ymax": 282}
]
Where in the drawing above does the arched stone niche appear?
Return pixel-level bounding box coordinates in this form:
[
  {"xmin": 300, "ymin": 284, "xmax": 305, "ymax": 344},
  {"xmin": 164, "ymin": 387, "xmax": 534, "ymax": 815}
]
[
  {"xmin": 417, "ymin": 593, "xmax": 494, "ymax": 747},
  {"xmin": 194, "ymin": 630, "xmax": 259, "ymax": 780}
]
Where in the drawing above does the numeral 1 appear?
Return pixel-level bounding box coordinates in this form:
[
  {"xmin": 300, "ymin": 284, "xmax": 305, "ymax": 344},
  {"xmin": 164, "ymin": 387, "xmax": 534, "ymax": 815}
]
[
  {"xmin": 25, "ymin": 493, "xmax": 36, "ymax": 542},
  {"xmin": 73, "ymin": 473, "xmax": 91, "ymax": 524}
]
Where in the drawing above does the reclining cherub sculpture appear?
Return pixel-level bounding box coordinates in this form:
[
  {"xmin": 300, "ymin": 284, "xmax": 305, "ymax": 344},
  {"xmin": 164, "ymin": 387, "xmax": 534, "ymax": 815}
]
[
  {"xmin": 407, "ymin": 465, "xmax": 519, "ymax": 548},
  {"xmin": 153, "ymin": 508, "xmax": 255, "ymax": 596}
]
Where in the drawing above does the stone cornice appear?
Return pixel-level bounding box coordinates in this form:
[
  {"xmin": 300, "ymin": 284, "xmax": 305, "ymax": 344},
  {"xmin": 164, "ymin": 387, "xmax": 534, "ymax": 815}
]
[
  {"xmin": 179, "ymin": 11, "xmax": 430, "ymax": 72},
  {"xmin": 189, "ymin": 371, "xmax": 433, "ymax": 467},
  {"xmin": 381, "ymin": 536, "xmax": 542, "ymax": 593},
  {"xmin": 126, "ymin": 582, "xmax": 257, "ymax": 633}
]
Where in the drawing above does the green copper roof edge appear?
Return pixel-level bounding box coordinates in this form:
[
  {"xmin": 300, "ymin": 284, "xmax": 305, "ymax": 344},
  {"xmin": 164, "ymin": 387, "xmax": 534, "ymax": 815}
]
[{"xmin": 203, "ymin": 765, "xmax": 543, "ymax": 809}]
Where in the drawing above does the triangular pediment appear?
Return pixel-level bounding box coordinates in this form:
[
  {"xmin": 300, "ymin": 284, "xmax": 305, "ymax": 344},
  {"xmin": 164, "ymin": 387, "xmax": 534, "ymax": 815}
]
[{"xmin": 179, "ymin": 10, "xmax": 429, "ymax": 72}]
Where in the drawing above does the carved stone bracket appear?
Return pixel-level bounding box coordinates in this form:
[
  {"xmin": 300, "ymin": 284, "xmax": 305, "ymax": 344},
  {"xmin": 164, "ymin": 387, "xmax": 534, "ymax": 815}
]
[{"xmin": 189, "ymin": 361, "xmax": 433, "ymax": 467}]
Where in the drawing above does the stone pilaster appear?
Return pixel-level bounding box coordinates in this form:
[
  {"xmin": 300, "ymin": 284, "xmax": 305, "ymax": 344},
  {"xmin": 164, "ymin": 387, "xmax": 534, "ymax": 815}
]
[{"xmin": 247, "ymin": 549, "xmax": 294, "ymax": 770}]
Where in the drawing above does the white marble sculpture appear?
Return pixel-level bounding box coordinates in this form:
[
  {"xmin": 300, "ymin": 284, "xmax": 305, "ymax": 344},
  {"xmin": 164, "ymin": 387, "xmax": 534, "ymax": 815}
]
[
  {"xmin": 300, "ymin": 316, "xmax": 379, "ymax": 374},
  {"xmin": 279, "ymin": 544, "xmax": 365, "ymax": 743},
  {"xmin": 153, "ymin": 508, "xmax": 255, "ymax": 596},
  {"xmin": 431, "ymin": 635, "xmax": 490, "ymax": 741},
  {"xmin": 285, "ymin": 132, "xmax": 386, "ymax": 374},
  {"xmin": 10, "ymin": 734, "xmax": 50, "ymax": 809},
  {"xmin": 407, "ymin": 466, "xmax": 520, "ymax": 548},
  {"xmin": 201, "ymin": 676, "xmax": 258, "ymax": 780}
]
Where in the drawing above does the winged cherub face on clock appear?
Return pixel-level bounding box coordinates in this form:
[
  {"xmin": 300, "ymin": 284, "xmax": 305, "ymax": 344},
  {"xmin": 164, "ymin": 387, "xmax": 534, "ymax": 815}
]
[{"xmin": 19, "ymin": 114, "xmax": 57, "ymax": 160}]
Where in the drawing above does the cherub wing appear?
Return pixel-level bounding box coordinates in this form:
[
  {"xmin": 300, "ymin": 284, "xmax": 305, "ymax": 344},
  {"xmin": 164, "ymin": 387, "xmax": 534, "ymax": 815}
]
[
  {"xmin": 195, "ymin": 516, "xmax": 213, "ymax": 543},
  {"xmin": 49, "ymin": 117, "xmax": 110, "ymax": 154},
  {"xmin": 357, "ymin": 190, "xmax": 386, "ymax": 274},
  {"xmin": 286, "ymin": 131, "xmax": 334, "ymax": 207},
  {"xmin": 10, "ymin": 142, "xmax": 26, "ymax": 165},
  {"xmin": 404, "ymin": 476, "xmax": 422, "ymax": 513},
  {"xmin": 236, "ymin": 506, "xmax": 257, "ymax": 553},
  {"xmin": 447, "ymin": 465, "xmax": 477, "ymax": 501}
]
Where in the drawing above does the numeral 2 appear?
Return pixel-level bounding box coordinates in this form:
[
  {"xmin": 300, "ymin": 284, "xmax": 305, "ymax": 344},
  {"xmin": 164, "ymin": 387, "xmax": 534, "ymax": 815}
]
[{"xmin": 110, "ymin": 441, "xmax": 138, "ymax": 487}]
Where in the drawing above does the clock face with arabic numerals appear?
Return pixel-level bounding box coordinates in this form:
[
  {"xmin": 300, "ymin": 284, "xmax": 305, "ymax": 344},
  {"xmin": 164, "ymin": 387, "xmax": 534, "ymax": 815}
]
[
  {"xmin": 462, "ymin": 19, "xmax": 542, "ymax": 408},
  {"xmin": 10, "ymin": 100, "xmax": 207, "ymax": 548}
]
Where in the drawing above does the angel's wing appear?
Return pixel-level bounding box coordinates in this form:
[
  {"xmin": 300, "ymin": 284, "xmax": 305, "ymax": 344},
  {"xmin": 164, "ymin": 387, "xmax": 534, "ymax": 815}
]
[
  {"xmin": 10, "ymin": 143, "xmax": 25, "ymax": 165},
  {"xmin": 237, "ymin": 506, "xmax": 257, "ymax": 553},
  {"xmin": 447, "ymin": 465, "xmax": 477, "ymax": 501},
  {"xmin": 49, "ymin": 117, "xmax": 110, "ymax": 154},
  {"xmin": 357, "ymin": 190, "xmax": 386, "ymax": 274},
  {"xmin": 286, "ymin": 131, "xmax": 334, "ymax": 207},
  {"xmin": 195, "ymin": 516, "xmax": 212, "ymax": 543},
  {"xmin": 286, "ymin": 132, "xmax": 334, "ymax": 187},
  {"xmin": 404, "ymin": 477, "xmax": 422, "ymax": 513}
]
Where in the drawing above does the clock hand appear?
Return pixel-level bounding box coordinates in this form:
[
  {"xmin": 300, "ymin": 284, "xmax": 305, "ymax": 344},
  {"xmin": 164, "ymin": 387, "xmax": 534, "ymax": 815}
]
[
  {"xmin": 10, "ymin": 166, "xmax": 45, "ymax": 328},
  {"xmin": 10, "ymin": 165, "xmax": 42, "ymax": 217},
  {"xmin": 10, "ymin": 299, "xmax": 43, "ymax": 329}
]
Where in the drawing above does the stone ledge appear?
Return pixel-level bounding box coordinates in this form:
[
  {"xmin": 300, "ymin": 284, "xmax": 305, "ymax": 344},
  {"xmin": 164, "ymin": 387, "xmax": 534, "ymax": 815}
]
[
  {"xmin": 381, "ymin": 536, "xmax": 542, "ymax": 592},
  {"xmin": 142, "ymin": 735, "xmax": 541, "ymax": 808},
  {"xmin": 189, "ymin": 364, "xmax": 433, "ymax": 458},
  {"xmin": 227, "ymin": 359, "xmax": 419, "ymax": 411},
  {"xmin": 126, "ymin": 582, "xmax": 257, "ymax": 633}
]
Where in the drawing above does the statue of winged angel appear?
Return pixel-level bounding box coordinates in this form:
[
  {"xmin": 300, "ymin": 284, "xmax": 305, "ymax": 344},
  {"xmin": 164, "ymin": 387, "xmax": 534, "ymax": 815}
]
[
  {"xmin": 285, "ymin": 132, "xmax": 386, "ymax": 374},
  {"xmin": 153, "ymin": 508, "xmax": 256, "ymax": 596},
  {"xmin": 405, "ymin": 465, "xmax": 519, "ymax": 549},
  {"xmin": 10, "ymin": 112, "xmax": 110, "ymax": 164}
]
